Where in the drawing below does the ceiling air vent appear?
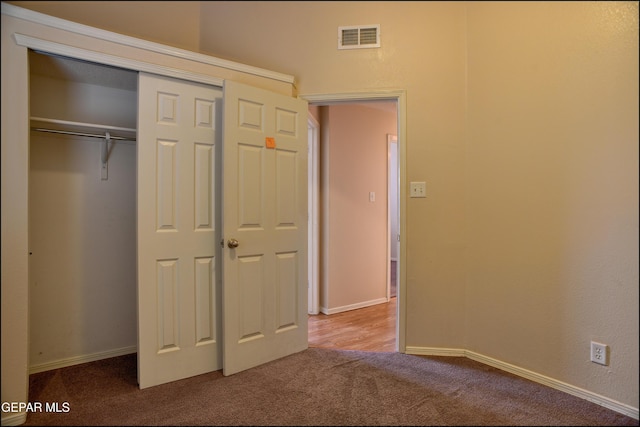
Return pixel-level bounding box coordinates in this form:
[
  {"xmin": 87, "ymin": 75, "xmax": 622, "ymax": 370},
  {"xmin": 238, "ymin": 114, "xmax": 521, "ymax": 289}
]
[{"xmin": 338, "ymin": 25, "xmax": 380, "ymax": 50}]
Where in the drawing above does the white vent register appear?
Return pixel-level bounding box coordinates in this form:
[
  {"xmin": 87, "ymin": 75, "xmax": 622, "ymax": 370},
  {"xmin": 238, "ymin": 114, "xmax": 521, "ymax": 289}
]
[{"xmin": 338, "ymin": 25, "xmax": 380, "ymax": 49}]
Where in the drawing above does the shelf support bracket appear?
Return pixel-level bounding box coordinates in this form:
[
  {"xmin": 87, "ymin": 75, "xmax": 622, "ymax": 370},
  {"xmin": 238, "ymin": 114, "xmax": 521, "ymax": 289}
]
[{"xmin": 101, "ymin": 132, "xmax": 111, "ymax": 180}]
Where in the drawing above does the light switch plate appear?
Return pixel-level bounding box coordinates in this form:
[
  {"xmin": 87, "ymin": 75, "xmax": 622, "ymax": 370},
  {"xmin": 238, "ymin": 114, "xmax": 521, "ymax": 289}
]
[{"xmin": 410, "ymin": 182, "xmax": 426, "ymax": 198}]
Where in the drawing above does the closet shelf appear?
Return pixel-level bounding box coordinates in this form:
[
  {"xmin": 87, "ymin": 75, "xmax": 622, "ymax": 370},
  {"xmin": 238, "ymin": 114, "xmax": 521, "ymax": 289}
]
[{"xmin": 30, "ymin": 116, "xmax": 136, "ymax": 142}]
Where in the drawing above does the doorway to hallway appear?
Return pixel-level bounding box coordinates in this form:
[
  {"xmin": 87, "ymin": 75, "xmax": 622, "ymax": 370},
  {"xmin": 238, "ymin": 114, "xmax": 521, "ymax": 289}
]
[{"xmin": 306, "ymin": 95, "xmax": 402, "ymax": 353}]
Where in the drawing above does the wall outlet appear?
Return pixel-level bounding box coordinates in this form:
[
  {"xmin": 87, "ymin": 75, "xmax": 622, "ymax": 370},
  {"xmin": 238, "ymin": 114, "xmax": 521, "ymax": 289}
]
[{"xmin": 590, "ymin": 341, "xmax": 609, "ymax": 366}]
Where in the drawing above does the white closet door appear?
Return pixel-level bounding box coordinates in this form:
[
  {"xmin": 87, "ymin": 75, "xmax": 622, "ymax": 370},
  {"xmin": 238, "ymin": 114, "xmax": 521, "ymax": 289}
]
[
  {"xmin": 222, "ymin": 80, "xmax": 309, "ymax": 376},
  {"xmin": 137, "ymin": 72, "xmax": 222, "ymax": 388}
]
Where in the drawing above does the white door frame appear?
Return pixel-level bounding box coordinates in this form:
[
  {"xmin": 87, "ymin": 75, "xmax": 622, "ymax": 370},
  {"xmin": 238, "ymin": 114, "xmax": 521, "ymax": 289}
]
[
  {"xmin": 308, "ymin": 115, "xmax": 320, "ymax": 315},
  {"xmin": 299, "ymin": 91, "xmax": 407, "ymax": 352},
  {"xmin": 387, "ymin": 134, "xmax": 399, "ymax": 300}
]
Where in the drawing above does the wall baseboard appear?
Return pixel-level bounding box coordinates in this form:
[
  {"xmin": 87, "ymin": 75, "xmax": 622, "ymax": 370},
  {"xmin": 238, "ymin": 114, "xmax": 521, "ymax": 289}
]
[
  {"xmin": 405, "ymin": 346, "xmax": 639, "ymax": 420},
  {"xmin": 0, "ymin": 412, "xmax": 27, "ymax": 427},
  {"xmin": 320, "ymin": 297, "xmax": 388, "ymax": 315},
  {"xmin": 29, "ymin": 346, "xmax": 137, "ymax": 375}
]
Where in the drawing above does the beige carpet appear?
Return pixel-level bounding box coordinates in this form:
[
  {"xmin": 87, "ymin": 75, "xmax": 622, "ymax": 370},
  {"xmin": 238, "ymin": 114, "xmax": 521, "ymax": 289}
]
[{"xmin": 24, "ymin": 348, "xmax": 638, "ymax": 426}]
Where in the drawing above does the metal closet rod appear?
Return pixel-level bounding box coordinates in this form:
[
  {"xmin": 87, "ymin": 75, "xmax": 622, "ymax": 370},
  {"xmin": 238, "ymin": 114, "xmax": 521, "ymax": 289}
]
[
  {"xmin": 30, "ymin": 116, "xmax": 136, "ymax": 142},
  {"xmin": 31, "ymin": 127, "xmax": 136, "ymax": 142}
]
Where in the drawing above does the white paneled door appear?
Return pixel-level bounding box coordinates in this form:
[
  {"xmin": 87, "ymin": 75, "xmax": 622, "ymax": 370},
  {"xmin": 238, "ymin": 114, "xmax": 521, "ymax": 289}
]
[
  {"xmin": 137, "ymin": 73, "xmax": 223, "ymax": 388},
  {"xmin": 222, "ymin": 80, "xmax": 309, "ymax": 376},
  {"xmin": 137, "ymin": 74, "xmax": 308, "ymax": 387}
]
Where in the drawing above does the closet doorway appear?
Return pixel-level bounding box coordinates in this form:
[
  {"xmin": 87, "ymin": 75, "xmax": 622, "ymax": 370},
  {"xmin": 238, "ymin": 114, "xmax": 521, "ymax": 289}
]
[
  {"xmin": 26, "ymin": 51, "xmax": 227, "ymax": 388},
  {"xmin": 28, "ymin": 51, "xmax": 139, "ymax": 374},
  {"xmin": 26, "ymin": 50, "xmax": 309, "ymax": 387}
]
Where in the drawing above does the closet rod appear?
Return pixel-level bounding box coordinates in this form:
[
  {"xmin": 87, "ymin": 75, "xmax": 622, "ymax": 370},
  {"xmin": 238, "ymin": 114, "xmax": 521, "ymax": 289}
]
[{"xmin": 32, "ymin": 127, "xmax": 137, "ymax": 142}]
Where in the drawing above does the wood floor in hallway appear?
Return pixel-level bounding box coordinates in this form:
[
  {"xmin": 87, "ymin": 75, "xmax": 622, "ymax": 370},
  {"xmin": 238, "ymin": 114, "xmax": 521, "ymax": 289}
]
[{"xmin": 308, "ymin": 297, "xmax": 397, "ymax": 352}]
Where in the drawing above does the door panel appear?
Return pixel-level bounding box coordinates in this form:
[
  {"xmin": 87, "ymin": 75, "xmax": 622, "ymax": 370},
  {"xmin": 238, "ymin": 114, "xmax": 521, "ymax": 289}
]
[
  {"xmin": 137, "ymin": 73, "xmax": 222, "ymax": 388},
  {"xmin": 223, "ymin": 81, "xmax": 308, "ymax": 376}
]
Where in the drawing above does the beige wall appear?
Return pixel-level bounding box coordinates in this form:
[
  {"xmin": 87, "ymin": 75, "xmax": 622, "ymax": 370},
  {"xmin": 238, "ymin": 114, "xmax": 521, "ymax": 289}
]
[
  {"xmin": 321, "ymin": 104, "xmax": 396, "ymax": 313},
  {"xmin": 465, "ymin": 1, "xmax": 639, "ymax": 406},
  {"xmin": 3, "ymin": 0, "xmax": 638, "ymax": 413}
]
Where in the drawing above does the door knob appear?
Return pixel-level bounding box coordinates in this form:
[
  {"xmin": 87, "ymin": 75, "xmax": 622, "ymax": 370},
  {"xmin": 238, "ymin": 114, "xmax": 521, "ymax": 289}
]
[{"xmin": 227, "ymin": 238, "xmax": 239, "ymax": 249}]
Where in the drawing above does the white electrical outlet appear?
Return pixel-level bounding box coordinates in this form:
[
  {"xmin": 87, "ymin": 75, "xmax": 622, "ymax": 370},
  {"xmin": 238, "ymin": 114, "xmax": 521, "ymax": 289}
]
[{"xmin": 590, "ymin": 341, "xmax": 609, "ymax": 366}]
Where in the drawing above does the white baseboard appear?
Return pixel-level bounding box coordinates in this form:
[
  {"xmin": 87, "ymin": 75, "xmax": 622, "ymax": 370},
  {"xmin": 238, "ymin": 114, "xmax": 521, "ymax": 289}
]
[
  {"xmin": 0, "ymin": 412, "xmax": 27, "ymax": 426},
  {"xmin": 405, "ymin": 346, "xmax": 639, "ymax": 420},
  {"xmin": 29, "ymin": 345, "xmax": 137, "ymax": 374},
  {"xmin": 320, "ymin": 297, "xmax": 388, "ymax": 315}
]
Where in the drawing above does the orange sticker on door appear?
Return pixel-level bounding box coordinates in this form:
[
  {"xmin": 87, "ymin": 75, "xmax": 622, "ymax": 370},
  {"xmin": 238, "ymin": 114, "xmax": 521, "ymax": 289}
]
[{"xmin": 265, "ymin": 137, "xmax": 276, "ymax": 149}]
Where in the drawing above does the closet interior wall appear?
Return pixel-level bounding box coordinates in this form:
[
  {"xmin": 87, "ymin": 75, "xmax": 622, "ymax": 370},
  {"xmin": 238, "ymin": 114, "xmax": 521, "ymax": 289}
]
[{"xmin": 28, "ymin": 51, "xmax": 139, "ymax": 372}]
